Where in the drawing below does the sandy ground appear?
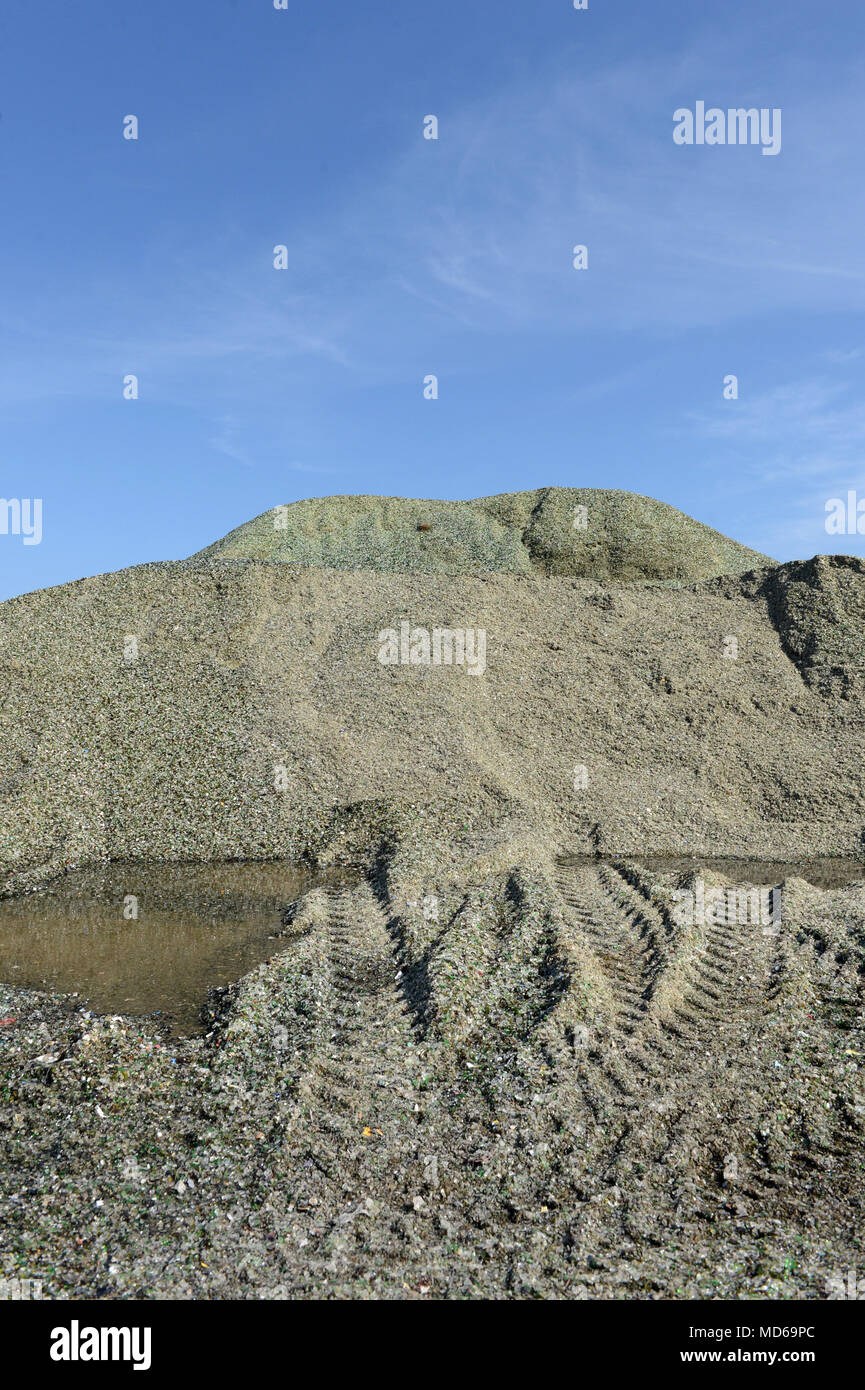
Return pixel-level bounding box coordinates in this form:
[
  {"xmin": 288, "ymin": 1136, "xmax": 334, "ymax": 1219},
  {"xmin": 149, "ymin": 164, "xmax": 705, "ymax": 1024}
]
[{"xmin": 0, "ymin": 850, "xmax": 862, "ymax": 1299}]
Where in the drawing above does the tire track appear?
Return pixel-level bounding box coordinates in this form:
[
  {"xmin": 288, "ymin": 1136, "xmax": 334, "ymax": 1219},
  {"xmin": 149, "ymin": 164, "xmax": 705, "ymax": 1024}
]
[
  {"xmin": 545, "ymin": 862, "xmax": 785, "ymax": 1212},
  {"xmin": 299, "ymin": 880, "xmax": 420, "ymax": 1149},
  {"xmin": 267, "ymin": 881, "xmax": 433, "ymax": 1290},
  {"xmin": 553, "ymin": 863, "xmax": 660, "ymax": 1038}
]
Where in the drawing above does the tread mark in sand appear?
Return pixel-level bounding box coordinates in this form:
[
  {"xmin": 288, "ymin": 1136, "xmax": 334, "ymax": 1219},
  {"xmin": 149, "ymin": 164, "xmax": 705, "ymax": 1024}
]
[
  {"xmin": 308, "ymin": 882, "xmax": 419, "ymax": 1147},
  {"xmin": 554, "ymin": 864, "xmax": 657, "ymax": 1038},
  {"xmin": 550, "ymin": 863, "xmax": 785, "ymax": 1178},
  {"xmin": 273, "ymin": 881, "xmax": 430, "ymax": 1286}
]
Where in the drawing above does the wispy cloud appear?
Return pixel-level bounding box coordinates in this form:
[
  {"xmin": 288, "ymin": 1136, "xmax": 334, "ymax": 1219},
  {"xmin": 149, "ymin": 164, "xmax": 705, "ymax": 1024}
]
[
  {"xmin": 688, "ymin": 378, "xmax": 865, "ymax": 468},
  {"xmin": 367, "ymin": 57, "xmax": 865, "ymax": 337},
  {"xmin": 208, "ymin": 416, "xmax": 252, "ymax": 469},
  {"xmin": 5, "ymin": 48, "xmax": 865, "ymax": 410},
  {"xmin": 681, "ymin": 374, "xmax": 865, "ymax": 558}
]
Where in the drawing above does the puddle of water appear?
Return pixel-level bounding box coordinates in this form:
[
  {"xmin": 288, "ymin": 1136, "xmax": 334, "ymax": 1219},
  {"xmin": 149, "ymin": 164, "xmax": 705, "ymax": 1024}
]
[
  {"xmin": 558, "ymin": 854, "xmax": 865, "ymax": 889},
  {"xmin": 0, "ymin": 860, "xmax": 354, "ymax": 1035}
]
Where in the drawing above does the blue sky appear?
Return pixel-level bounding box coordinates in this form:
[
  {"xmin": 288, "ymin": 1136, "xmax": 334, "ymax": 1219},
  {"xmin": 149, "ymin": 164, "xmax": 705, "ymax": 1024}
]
[{"xmin": 2, "ymin": 0, "xmax": 865, "ymax": 599}]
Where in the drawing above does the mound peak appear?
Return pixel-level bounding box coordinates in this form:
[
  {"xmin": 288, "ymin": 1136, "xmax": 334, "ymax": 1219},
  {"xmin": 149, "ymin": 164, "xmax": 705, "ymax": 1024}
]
[{"xmin": 190, "ymin": 487, "xmax": 774, "ymax": 583}]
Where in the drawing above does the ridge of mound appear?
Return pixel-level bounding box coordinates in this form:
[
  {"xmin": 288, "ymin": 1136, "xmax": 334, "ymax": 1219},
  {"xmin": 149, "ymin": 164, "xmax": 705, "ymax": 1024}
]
[{"xmin": 190, "ymin": 487, "xmax": 774, "ymax": 583}]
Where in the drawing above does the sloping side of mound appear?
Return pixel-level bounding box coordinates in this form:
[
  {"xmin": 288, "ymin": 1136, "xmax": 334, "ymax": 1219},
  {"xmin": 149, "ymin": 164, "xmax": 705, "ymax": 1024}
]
[
  {"xmin": 754, "ymin": 555, "xmax": 865, "ymax": 698},
  {"xmin": 1, "ymin": 554, "xmax": 862, "ymax": 892},
  {"xmin": 191, "ymin": 488, "xmax": 774, "ymax": 582}
]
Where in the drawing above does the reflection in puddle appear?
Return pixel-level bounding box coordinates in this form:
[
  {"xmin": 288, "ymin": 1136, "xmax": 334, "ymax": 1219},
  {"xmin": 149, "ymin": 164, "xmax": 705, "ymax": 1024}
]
[
  {"xmin": 0, "ymin": 860, "xmax": 354, "ymax": 1035},
  {"xmin": 558, "ymin": 854, "xmax": 865, "ymax": 889}
]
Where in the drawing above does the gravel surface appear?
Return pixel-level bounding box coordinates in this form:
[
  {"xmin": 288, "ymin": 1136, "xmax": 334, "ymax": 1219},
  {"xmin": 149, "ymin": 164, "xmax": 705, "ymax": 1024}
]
[
  {"xmin": 0, "ymin": 860, "xmax": 862, "ymax": 1299},
  {"xmin": 0, "ymin": 492, "xmax": 862, "ymax": 1299}
]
